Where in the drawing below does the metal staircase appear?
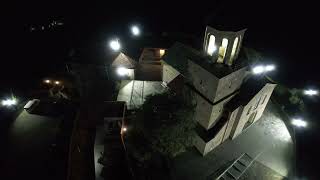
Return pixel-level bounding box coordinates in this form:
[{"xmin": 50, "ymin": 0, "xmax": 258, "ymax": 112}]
[{"xmin": 216, "ymin": 153, "xmax": 255, "ymax": 180}]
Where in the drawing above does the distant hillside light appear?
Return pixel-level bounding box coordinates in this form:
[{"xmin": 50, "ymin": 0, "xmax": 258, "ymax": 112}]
[
  {"xmin": 252, "ymin": 65, "xmax": 265, "ymax": 74},
  {"xmin": 304, "ymin": 89, "xmax": 318, "ymax": 96},
  {"xmin": 109, "ymin": 39, "xmax": 121, "ymax": 51},
  {"xmin": 291, "ymin": 118, "xmax": 307, "ymax": 128},
  {"xmin": 131, "ymin": 25, "xmax": 140, "ymax": 36}
]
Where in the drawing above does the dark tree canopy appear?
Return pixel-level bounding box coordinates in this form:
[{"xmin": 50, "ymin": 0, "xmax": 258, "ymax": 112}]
[{"xmin": 132, "ymin": 90, "xmax": 196, "ymax": 158}]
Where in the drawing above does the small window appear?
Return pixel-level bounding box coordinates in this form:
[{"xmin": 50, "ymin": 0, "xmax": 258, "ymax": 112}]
[
  {"xmin": 261, "ymin": 95, "xmax": 267, "ymax": 104},
  {"xmin": 217, "ymin": 38, "xmax": 228, "ymax": 63},
  {"xmin": 228, "ymin": 81, "xmax": 232, "ymax": 88},
  {"xmin": 229, "ymin": 37, "xmax": 239, "ymax": 65},
  {"xmin": 254, "ymin": 96, "xmax": 262, "ymax": 109},
  {"xmin": 247, "ymin": 106, "xmax": 252, "ymax": 115},
  {"xmin": 200, "ymin": 80, "xmax": 203, "ymax": 85},
  {"xmin": 207, "ymin": 35, "xmax": 216, "ymax": 56}
]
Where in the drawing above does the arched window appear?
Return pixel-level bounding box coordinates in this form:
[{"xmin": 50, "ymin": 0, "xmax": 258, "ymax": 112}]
[
  {"xmin": 217, "ymin": 38, "xmax": 228, "ymax": 63},
  {"xmin": 229, "ymin": 37, "xmax": 239, "ymax": 65},
  {"xmin": 207, "ymin": 35, "xmax": 216, "ymax": 56}
]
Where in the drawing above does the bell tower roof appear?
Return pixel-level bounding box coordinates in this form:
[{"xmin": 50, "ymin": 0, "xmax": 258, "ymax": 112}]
[{"xmin": 203, "ymin": 26, "xmax": 246, "ymax": 66}]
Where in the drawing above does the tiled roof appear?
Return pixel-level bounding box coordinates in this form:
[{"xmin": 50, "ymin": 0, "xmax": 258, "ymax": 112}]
[{"xmin": 111, "ymin": 53, "xmax": 137, "ymax": 69}]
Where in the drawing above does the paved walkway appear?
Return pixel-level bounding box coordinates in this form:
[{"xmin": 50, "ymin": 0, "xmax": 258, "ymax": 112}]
[
  {"xmin": 172, "ymin": 101, "xmax": 293, "ymax": 180},
  {"xmin": 1, "ymin": 100, "xmax": 75, "ymax": 180}
]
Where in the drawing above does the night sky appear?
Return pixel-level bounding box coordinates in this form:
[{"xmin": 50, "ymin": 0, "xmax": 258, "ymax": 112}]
[
  {"xmin": 3, "ymin": 1, "xmax": 320, "ymax": 86},
  {"xmin": 2, "ymin": 0, "xmax": 320, "ymax": 178}
]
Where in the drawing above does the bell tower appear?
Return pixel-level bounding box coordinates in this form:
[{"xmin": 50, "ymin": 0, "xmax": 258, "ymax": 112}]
[{"xmin": 203, "ymin": 26, "xmax": 246, "ymax": 66}]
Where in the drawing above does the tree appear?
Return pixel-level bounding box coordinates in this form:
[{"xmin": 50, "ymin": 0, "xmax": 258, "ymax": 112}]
[
  {"xmin": 132, "ymin": 90, "xmax": 196, "ymax": 158},
  {"xmin": 289, "ymin": 88, "xmax": 305, "ymax": 112}
]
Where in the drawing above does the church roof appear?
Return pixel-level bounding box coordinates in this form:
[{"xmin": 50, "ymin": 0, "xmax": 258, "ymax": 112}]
[
  {"xmin": 162, "ymin": 42, "xmax": 247, "ymax": 79},
  {"xmin": 225, "ymin": 77, "xmax": 274, "ymax": 111},
  {"xmin": 111, "ymin": 53, "xmax": 137, "ymax": 69}
]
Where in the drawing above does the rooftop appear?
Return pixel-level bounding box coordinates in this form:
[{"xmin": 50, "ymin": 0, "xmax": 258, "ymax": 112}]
[
  {"xmin": 225, "ymin": 77, "xmax": 275, "ymax": 111},
  {"xmin": 111, "ymin": 52, "xmax": 137, "ymax": 69}
]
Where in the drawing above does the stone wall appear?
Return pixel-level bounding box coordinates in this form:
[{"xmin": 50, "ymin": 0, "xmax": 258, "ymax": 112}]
[
  {"xmin": 208, "ymin": 95, "xmax": 235, "ymax": 129},
  {"xmin": 202, "ymin": 122, "xmax": 227, "ymax": 156},
  {"xmin": 187, "ymin": 60, "xmax": 219, "ymax": 102},
  {"xmin": 194, "ymin": 93, "xmax": 214, "ymax": 129},
  {"xmin": 213, "ymin": 67, "xmax": 246, "ymax": 102},
  {"xmin": 230, "ymin": 83, "xmax": 276, "ymax": 139},
  {"xmin": 194, "ymin": 93, "xmax": 235, "ymax": 130},
  {"xmin": 222, "ymin": 106, "xmax": 242, "ymax": 142}
]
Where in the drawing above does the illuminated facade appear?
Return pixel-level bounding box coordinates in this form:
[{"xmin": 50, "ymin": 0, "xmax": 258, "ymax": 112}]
[
  {"xmin": 162, "ymin": 26, "xmax": 276, "ymax": 155},
  {"xmin": 203, "ymin": 26, "xmax": 246, "ymax": 66}
]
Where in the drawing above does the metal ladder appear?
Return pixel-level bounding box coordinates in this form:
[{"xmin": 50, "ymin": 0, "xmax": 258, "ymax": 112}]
[{"xmin": 216, "ymin": 153, "xmax": 255, "ymax": 180}]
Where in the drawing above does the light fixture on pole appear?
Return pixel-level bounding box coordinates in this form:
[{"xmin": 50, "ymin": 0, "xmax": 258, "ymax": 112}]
[
  {"xmin": 131, "ymin": 25, "xmax": 140, "ymax": 36},
  {"xmin": 1, "ymin": 98, "xmax": 17, "ymax": 107},
  {"xmin": 291, "ymin": 118, "xmax": 307, "ymax": 128},
  {"xmin": 251, "ymin": 64, "xmax": 276, "ymax": 74},
  {"xmin": 303, "ymin": 89, "xmax": 318, "ymax": 96},
  {"xmin": 117, "ymin": 67, "xmax": 129, "ymax": 76},
  {"xmin": 265, "ymin": 64, "xmax": 276, "ymax": 72},
  {"xmin": 109, "ymin": 39, "xmax": 121, "ymax": 51},
  {"xmin": 252, "ymin": 65, "xmax": 265, "ymax": 74}
]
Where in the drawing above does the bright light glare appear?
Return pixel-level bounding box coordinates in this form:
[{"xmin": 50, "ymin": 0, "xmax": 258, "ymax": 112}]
[
  {"xmin": 1, "ymin": 98, "xmax": 17, "ymax": 106},
  {"xmin": 207, "ymin": 44, "xmax": 216, "ymax": 56},
  {"xmin": 109, "ymin": 39, "xmax": 121, "ymax": 51},
  {"xmin": 44, "ymin": 79, "xmax": 51, "ymax": 84},
  {"xmin": 117, "ymin": 67, "xmax": 129, "ymax": 76},
  {"xmin": 265, "ymin": 64, "xmax": 275, "ymax": 72},
  {"xmin": 304, "ymin": 89, "xmax": 318, "ymax": 96},
  {"xmin": 55, "ymin": 81, "xmax": 60, "ymax": 85},
  {"xmin": 252, "ymin": 64, "xmax": 275, "ymax": 74},
  {"xmin": 160, "ymin": 49, "xmax": 165, "ymax": 57},
  {"xmin": 122, "ymin": 127, "xmax": 127, "ymax": 132},
  {"xmin": 291, "ymin": 118, "xmax": 307, "ymax": 128},
  {"xmin": 252, "ymin": 65, "xmax": 265, "ymax": 74},
  {"xmin": 131, "ymin": 26, "xmax": 140, "ymax": 36}
]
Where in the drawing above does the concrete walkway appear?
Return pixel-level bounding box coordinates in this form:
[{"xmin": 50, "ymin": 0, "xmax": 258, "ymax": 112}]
[{"xmin": 172, "ymin": 101, "xmax": 293, "ymax": 180}]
